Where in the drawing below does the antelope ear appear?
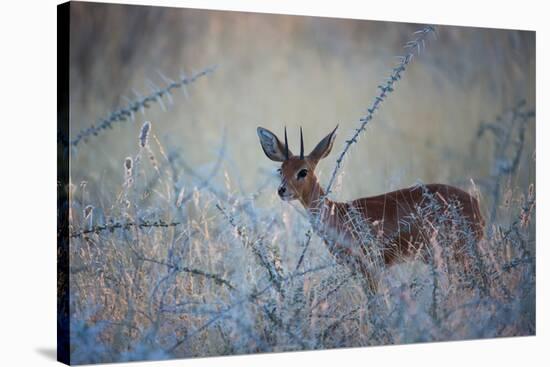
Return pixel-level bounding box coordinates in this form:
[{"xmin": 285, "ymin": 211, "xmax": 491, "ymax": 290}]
[
  {"xmin": 257, "ymin": 127, "xmax": 291, "ymax": 162},
  {"xmin": 308, "ymin": 125, "xmax": 338, "ymax": 161}
]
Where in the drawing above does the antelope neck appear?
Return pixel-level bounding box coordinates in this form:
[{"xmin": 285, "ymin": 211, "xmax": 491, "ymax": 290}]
[{"xmin": 299, "ymin": 178, "xmax": 338, "ymax": 219}]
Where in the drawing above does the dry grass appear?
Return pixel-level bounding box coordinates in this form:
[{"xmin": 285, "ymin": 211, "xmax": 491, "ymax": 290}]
[{"xmin": 63, "ymin": 3, "xmax": 535, "ymax": 364}]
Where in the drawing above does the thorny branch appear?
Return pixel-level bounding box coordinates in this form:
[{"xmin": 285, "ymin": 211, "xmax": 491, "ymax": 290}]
[
  {"xmin": 324, "ymin": 26, "xmax": 436, "ymax": 196},
  {"xmin": 137, "ymin": 255, "xmax": 236, "ymax": 290},
  {"xmin": 62, "ymin": 65, "xmax": 217, "ymax": 147},
  {"xmin": 69, "ymin": 219, "xmax": 180, "ymax": 238}
]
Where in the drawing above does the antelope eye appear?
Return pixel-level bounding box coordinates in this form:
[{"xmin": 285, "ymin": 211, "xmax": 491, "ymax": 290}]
[
  {"xmin": 276, "ymin": 168, "xmax": 282, "ymax": 176},
  {"xmin": 297, "ymin": 168, "xmax": 308, "ymax": 179}
]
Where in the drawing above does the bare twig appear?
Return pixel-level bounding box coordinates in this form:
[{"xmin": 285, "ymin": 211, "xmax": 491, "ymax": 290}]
[{"xmin": 295, "ymin": 229, "xmax": 313, "ymax": 272}]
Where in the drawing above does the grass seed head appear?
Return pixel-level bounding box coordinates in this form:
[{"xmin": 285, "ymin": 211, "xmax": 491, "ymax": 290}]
[{"xmin": 139, "ymin": 121, "xmax": 151, "ymax": 148}]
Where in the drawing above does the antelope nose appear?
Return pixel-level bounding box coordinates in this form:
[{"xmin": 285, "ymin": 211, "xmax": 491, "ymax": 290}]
[{"xmin": 278, "ymin": 186, "xmax": 286, "ymax": 196}]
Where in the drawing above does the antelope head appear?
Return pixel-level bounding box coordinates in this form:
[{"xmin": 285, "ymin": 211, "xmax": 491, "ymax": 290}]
[{"xmin": 257, "ymin": 126, "xmax": 338, "ymax": 206}]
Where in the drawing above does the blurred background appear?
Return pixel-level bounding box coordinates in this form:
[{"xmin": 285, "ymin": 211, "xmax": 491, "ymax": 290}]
[{"xmin": 69, "ymin": 2, "xmax": 535, "ymax": 210}]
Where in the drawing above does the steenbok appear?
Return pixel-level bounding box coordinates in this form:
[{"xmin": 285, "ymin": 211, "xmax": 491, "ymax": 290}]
[{"xmin": 257, "ymin": 126, "xmax": 485, "ymax": 292}]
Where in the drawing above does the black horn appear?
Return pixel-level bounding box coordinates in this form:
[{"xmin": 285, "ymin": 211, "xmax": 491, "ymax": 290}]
[
  {"xmin": 300, "ymin": 127, "xmax": 304, "ymax": 159},
  {"xmin": 284, "ymin": 126, "xmax": 289, "ymax": 160}
]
